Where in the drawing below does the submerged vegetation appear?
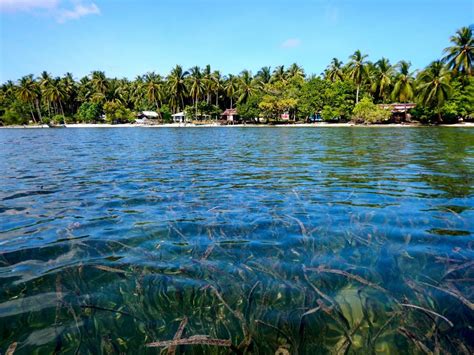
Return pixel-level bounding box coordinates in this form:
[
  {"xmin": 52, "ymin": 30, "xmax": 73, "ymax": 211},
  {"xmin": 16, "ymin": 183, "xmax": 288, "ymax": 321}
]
[
  {"xmin": 0, "ymin": 127, "xmax": 473, "ymax": 353},
  {"xmin": 1, "ymin": 27, "xmax": 473, "ymax": 126}
]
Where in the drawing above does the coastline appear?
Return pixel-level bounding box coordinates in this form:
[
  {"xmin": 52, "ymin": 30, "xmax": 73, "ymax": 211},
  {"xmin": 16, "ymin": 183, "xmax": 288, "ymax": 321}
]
[{"xmin": 1, "ymin": 122, "xmax": 473, "ymax": 129}]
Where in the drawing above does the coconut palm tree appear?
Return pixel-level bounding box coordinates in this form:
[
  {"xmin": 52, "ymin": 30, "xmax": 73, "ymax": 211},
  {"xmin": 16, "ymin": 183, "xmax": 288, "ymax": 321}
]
[
  {"xmin": 392, "ymin": 61, "xmax": 415, "ymax": 120},
  {"xmin": 143, "ymin": 72, "xmax": 163, "ymax": 111},
  {"xmin": 237, "ymin": 70, "xmax": 257, "ymax": 103},
  {"xmin": 203, "ymin": 65, "xmax": 213, "ymax": 104},
  {"xmin": 371, "ymin": 58, "xmax": 394, "ymax": 102},
  {"xmin": 39, "ymin": 71, "xmax": 53, "ymax": 117},
  {"xmin": 417, "ymin": 60, "xmax": 452, "ymax": 121},
  {"xmin": 225, "ymin": 74, "xmax": 239, "ymax": 109},
  {"xmin": 17, "ymin": 75, "xmax": 41, "ymax": 123},
  {"xmin": 392, "ymin": 61, "xmax": 415, "ymax": 103},
  {"xmin": 256, "ymin": 66, "xmax": 272, "ymax": 86},
  {"xmin": 44, "ymin": 77, "xmax": 67, "ymax": 117},
  {"xmin": 77, "ymin": 76, "xmax": 92, "ymax": 104},
  {"xmin": 272, "ymin": 65, "xmax": 286, "ymax": 83},
  {"xmin": 167, "ymin": 65, "xmax": 188, "ymax": 113},
  {"xmin": 91, "ymin": 71, "xmax": 109, "ymax": 96},
  {"xmin": 188, "ymin": 66, "xmax": 205, "ymax": 116},
  {"xmin": 61, "ymin": 73, "xmax": 77, "ymax": 115},
  {"xmin": 211, "ymin": 70, "xmax": 222, "ymax": 108},
  {"xmin": 443, "ymin": 26, "xmax": 473, "ymax": 77},
  {"xmin": 286, "ymin": 63, "xmax": 305, "ymax": 80},
  {"xmin": 348, "ymin": 50, "xmax": 368, "ymax": 103},
  {"xmin": 325, "ymin": 58, "xmax": 344, "ymax": 82},
  {"xmin": 114, "ymin": 78, "xmax": 133, "ymax": 108}
]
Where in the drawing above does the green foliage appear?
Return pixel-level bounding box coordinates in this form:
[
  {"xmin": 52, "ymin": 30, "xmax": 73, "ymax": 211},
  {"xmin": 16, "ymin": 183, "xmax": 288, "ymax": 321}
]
[
  {"xmin": 322, "ymin": 81, "xmax": 357, "ymax": 120},
  {"xmin": 0, "ymin": 26, "xmax": 472, "ymax": 126},
  {"xmin": 160, "ymin": 104, "xmax": 172, "ymax": 123},
  {"xmin": 52, "ymin": 114, "xmax": 66, "ymax": 124},
  {"xmin": 237, "ymin": 94, "xmax": 261, "ymax": 122},
  {"xmin": 0, "ymin": 100, "xmax": 30, "ymax": 125},
  {"xmin": 352, "ymin": 97, "xmax": 391, "ymax": 123},
  {"xmin": 76, "ymin": 102, "xmax": 102, "ymax": 123},
  {"xmin": 321, "ymin": 105, "xmax": 340, "ymax": 121},
  {"xmin": 298, "ymin": 77, "xmax": 330, "ymax": 118},
  {"xmin": 103, "ymin": 101, "xmax": 134, "ymax": 123}
]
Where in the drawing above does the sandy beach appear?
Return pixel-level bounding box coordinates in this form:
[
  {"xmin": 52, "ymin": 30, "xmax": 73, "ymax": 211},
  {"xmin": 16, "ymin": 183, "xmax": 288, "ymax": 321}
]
[{"xmin": 1, "ymin": 122, "xmax": 473, "ymax": 128}]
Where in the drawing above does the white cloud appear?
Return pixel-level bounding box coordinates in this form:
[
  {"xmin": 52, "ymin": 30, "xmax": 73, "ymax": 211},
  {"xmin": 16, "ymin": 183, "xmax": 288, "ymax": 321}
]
[
  {"xmin": 0, "ymin": 0, "xmax": 59, "ymax": 12},
  {"xmin": 0, "ymin": 0, "xmax": 100, "ymax": 23},
  {"xmin": 57, "ymin": 2, "xmax": 100, "ymax": 23},
  {"xmin": 281, "ymin": 38, "xmax": 301, "ymax": 49}
]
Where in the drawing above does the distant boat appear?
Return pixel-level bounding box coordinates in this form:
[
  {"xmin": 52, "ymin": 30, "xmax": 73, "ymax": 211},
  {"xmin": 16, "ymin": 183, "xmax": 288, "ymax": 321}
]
[{"xmin": 47, "ymin": 123, "xmax": 66, "ymax": 128}]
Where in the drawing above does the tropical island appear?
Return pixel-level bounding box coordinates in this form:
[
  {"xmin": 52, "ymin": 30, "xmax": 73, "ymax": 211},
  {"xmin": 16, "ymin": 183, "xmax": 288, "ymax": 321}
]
[{"xmin": 1, "ymin": 26, "xmax": 473, "ymax": 127}]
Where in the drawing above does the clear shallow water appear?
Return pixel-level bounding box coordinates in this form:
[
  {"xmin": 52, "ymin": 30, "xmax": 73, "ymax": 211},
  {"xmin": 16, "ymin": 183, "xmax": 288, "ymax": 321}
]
[{"xmin": 0, "ymin": 127, "xmax": 473, "ymax": 354}]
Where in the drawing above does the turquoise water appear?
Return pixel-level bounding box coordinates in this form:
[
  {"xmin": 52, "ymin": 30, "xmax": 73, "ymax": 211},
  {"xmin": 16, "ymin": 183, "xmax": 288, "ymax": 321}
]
[{"xmin": 0, "ymin": 127, "xmax": 473, "ymax": 354}]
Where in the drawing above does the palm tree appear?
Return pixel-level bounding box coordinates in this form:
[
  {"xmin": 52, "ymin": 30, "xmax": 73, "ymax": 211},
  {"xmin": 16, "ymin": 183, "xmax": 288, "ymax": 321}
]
[
  {"xmin": 348, "ymin": 50, "xmax": 368, "ymax": 103},
  {"xmin": 143, "ymin": 72, "xmax": 163, "ymax": 111},
  {"xmin": 203, "ymin": 65, "xmax": 213, "ymax": 104},
  {"xmin": 371, "ymin": 58, "xmax": 394, "ymax": 102},
  {"xmin": 392, "ymin": 61, "xmax": 415, "ymax": 102},
  {"xmin": 17, "ymin": 75, "xmax": 41, "ymax": 123},
  {"xmin": 167, "ymin": 65, "xmax": 188, "ymax": 113},
  {"xmin": 44, "ymin": 77, "xmax": 67, "ymax": 117},
  {"xmin": 417, "ymin": 60, "xmax": 452, "ymax": 121},
  {"xmin": 39, "ymin": 71, "xmax": 53, "ymax": 117},
  {"xmin": 392, "ymin": 61, "xmax": 415, "ymax": 120},
  {"xmin": 256, "ymin": 66, "xmax": 272, "ymax": 86},
  {"xmin": 211, "ymin": 70, "xmax": 222, "ymax": 108},
  {"xmin": 77, "ymin": 76, "xmax": 92, "ymax": 104},
  {"xmin": 286, "ymin": 63, "xmax": 305, "ymax": 80},
  {"xmin": 91, "ymin": 71, "xmax": 109, "ymax": 96},
  {"xmin": 237, "ymin": 70, "xmax": 257, "ymax": 103},
  {"xmin": 114, "ymin": 78, "xmax": 133, "ymax": 108},
  {"xmin": 188, "ymin": 66, "xmax": 205, "ymax": 115},
  {"xmin": 272, "ymin": 65, "xmax": 286, "ymax": 83},
  {"xmin": 443, "ymin": 26, "xmax": 473, "ymax": 77},
  {"xmin": 225, "ymin": 74, "xmax": 239, "ymax": 108},
  {"xmin": 325, "ymin": 58, "xmax": 344, "ymax": 82},
  {"xmin": 61, "ymin": 73, "xmax": 76, "ymax": 115}
]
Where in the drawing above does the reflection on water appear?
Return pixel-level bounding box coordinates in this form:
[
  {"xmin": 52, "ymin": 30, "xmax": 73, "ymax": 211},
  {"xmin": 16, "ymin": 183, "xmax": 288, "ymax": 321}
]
[{"xmin": 0, "ymin": 127, "xmax": 473, "ymax": 354}]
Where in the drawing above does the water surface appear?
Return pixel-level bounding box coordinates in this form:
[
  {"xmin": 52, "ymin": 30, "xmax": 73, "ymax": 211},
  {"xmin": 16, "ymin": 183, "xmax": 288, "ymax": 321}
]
[{"xmin": 0, "ymin": 127, "xmax": 473, "ymax": 354}]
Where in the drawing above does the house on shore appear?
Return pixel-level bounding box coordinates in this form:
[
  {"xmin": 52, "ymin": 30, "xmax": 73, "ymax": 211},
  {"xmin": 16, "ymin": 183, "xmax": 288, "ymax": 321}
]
[
  {"xmin": 379, "ymin": 103, "xmax": 416, "ymax": 122},
  {"xmin": 172, "ymin": 112, "xmax": 186, "ymax": 123},
  {"xmin": 136, "ymin": 111, "xmax": 159, "ymax": 124},
  {"xmin": 221, "ymin": 108, "xmax": 239, "ymax": 124}
]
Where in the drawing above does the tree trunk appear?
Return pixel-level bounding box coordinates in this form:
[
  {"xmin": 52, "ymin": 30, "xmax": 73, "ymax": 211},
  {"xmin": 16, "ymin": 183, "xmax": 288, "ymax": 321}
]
[
  {"xmin": 195, "ymin": 97, "xmax": 198, "ymax": 119},
  {"xmin": 35, "ymin": 99, "xmax": 43, "ymax": 123},
  {"xmin": 30, "ymin": 105, "xmax": 37, "ymax": 124},
  {"xmin": 155, "ymin": 101, "xmax": 163, "ymax": 122},
  {"xmin": 356, "ymin": 85, "xmax": 360, "ymax": 104},
  {"xmin": 60, "ymin": 102, "xmax": 64, "ymax": 116}
]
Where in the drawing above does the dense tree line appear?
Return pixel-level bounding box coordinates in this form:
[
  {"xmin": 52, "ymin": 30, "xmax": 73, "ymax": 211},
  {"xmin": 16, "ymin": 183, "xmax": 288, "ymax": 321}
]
[{"xmin": 1, "ymin": 26, "xmax": 472, "ymax": 125}]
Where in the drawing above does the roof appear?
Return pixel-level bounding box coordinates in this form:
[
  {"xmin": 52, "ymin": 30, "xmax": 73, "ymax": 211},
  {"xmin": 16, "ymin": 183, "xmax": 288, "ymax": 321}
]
[
  {"xmin": 172, "ymin": 112, "xmax": 185, "ymax": 117},
  {"xmin": 222, "ymin": 108, "xmax": 237, "ymax": 116},
  {"xmin": 379, "ymin": 103, "xmax": 416, "ymax": 113},
  {"xmin": 141, "ymin": 111, "xmax": 159, "ymax": 117}
]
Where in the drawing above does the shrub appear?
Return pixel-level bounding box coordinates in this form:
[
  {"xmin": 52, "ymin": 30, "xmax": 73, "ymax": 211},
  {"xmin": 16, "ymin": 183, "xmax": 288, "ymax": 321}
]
[
  {"xmin": 352, "ymin": 97, "xmax": 391, "ymax": 123},
  {"xmin": 160, "ymin": 104, "xmax": 172, "ymax": 123},
  {"xmin": 52, "ymin": 114, "xmax": 66, "ymax": 124},
  {"xmin": 321, "ymin": 105, "xmax": 339, "ymax": 121},
  {"xmin": 103, "ymin": 101, "xmax": 134, "ymax": 123},
  {"xmin": 77, "ymin": 102, "xmax": 102, "ymax": 122}
]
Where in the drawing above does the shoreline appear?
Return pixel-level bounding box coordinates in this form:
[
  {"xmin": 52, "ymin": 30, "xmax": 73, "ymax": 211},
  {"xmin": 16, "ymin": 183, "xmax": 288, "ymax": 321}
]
[{"xmin": 1, "ymin": 122, "xmax": 473, "ymax": 129}]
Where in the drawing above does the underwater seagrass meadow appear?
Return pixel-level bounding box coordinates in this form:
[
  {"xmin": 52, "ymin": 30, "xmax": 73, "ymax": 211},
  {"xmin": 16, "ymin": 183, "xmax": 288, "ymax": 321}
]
[{"xmin": 0, "ymin": 127, "xmax": 473, "ymax": 354}]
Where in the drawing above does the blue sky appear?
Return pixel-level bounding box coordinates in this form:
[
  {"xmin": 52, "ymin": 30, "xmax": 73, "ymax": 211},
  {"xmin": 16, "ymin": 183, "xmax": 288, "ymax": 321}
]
[{"xmin": 0, "ymin": 0, "xmax": 473, "ymax": 82}]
